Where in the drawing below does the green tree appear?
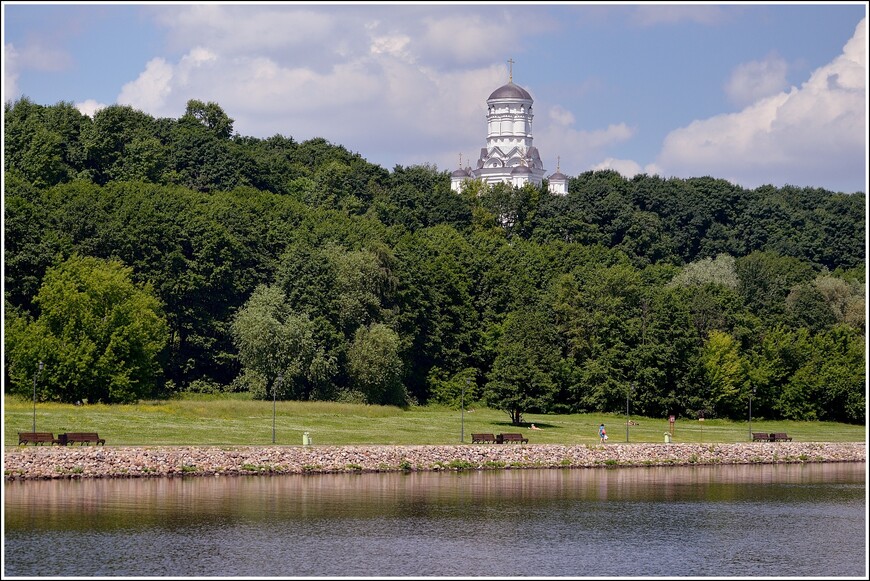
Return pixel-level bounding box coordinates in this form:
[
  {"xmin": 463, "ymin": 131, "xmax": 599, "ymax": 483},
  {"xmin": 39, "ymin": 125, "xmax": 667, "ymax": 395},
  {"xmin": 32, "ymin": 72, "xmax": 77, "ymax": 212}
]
[
  {"xmin": 771, "ymin": 325, "xmax": 866, "ymax": 423},
  {"xmin": 3, "ymin": 191, "xmax": 66, "ymax": 311},
  {"xmin": 4, "ymin": 98, "xmax": 86, "ymax": 188},
  {"xmin": 346, "ymin": 323, "xmax": 406, "ymax": 406},
  {"xmin": 183, "ymin": 99, "xmax": 234, "ymax": 139},
  {"xmin": 484, "ymin": 306, "xmax": 561, "ymax": 424},
  {"xmin": 167, "ymin": 107, "xmax": 245, "ymax": 192},
  {"xmin": 4, "ymin": 255, "xmax": 168, "ymax": 403},
  {"xmin": 393, "ymin": 225, "xmax": 480, "ymax": 401},
  {"xmin": 736, "ymin": 251, "xmax": 816, "ymax": 319},
  {"xmin": 231, "ymin": 285, "xmax": 335, "ymax": 400},
  {"xmin": 80, "ymin": 104, "xmax": 166, "ymax": 184},
  {"xmin": 551, "ymin": 261, "xmax": 640, "ymax": 412},
  {"xmin": 428, "ymin": 367, "xmax": 479, "ymax": 408},
  {"xmin": 668, "ymin": 254, "xmax": 739, "ymax": 289},
  {"xmin": 698, "ymin": 330, "xmax": 747, "ymax": 418},
  {"xmin": 785, "ymin": 283, "xmax": 838, "ymax": 333}
]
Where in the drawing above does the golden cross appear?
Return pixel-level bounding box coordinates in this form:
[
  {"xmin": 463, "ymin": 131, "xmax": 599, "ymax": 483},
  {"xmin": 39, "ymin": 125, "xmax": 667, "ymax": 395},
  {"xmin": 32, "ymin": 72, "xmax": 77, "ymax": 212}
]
[
  {"xmin": 507, "ymin": 58, "xmax": 514, "ymax": 82},
  {"xmin": 557, "ymin": 156, "xmax": 561, "ymax": 172},
  {"xmin": 459, "ymin": 153, "xmax": 463, "ymax": 168}
]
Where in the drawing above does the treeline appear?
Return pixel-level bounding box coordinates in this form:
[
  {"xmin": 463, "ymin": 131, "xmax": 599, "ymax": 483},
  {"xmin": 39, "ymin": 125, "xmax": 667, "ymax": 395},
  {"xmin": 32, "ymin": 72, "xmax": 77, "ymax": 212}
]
[{"xmin": 3, "ymin": 98, "xmax": 866, "ymax": 424}]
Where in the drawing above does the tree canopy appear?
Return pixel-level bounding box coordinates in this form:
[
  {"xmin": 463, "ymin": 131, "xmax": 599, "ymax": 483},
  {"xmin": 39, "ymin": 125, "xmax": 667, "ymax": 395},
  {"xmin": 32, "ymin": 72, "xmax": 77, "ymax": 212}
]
[{"xmin": 4, "ymin": 97, "xmax": 865, "ymax": 424}]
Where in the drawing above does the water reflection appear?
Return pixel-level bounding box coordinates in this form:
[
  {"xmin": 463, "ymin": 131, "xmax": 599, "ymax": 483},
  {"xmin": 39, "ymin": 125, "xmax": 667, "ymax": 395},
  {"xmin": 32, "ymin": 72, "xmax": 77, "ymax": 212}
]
[{"xmin": 5, "ymin": 463, "xmax": 866, "ymax": 577}]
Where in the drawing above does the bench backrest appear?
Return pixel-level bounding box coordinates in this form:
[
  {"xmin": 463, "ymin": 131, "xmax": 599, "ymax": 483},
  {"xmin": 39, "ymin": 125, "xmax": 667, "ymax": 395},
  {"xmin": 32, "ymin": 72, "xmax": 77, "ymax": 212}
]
[
  {"xmin": 65, "ymin": 433, "xmax": 100, "ymax": 440},
  {"xmin": 502, "ymin": 433, "xmax": 524, "ymax": 440},
  {"xmin": 19, "ymin": 432, "xmax": 56, "ymax": 444}
]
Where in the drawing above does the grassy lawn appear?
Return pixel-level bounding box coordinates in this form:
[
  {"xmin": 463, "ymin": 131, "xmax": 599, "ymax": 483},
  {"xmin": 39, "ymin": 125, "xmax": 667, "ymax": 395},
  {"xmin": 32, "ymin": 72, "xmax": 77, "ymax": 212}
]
[{"xmin": 4, "ymin": 393, "xmax": 865, "ymax": 447}]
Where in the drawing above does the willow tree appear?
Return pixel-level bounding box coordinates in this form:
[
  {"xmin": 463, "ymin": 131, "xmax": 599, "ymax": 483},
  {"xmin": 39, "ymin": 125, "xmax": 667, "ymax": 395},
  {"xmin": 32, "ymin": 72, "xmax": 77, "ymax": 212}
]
[{"xmin": 230, "ymin": 284, "xmax": 335, "ymax": 400}]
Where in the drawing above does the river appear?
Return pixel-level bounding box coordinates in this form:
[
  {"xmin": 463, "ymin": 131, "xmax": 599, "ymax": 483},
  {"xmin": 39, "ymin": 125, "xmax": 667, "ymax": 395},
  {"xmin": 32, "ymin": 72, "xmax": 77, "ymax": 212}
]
[{"xmin": 4, "ymin": 462, "xmax": 866, "ymax": 577}]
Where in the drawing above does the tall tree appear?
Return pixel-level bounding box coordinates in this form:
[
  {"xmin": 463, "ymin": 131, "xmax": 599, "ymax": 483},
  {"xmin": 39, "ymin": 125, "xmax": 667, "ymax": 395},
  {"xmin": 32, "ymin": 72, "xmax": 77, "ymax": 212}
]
[
  {"xmin": 484, "ymin": 306, "xmax": 562, "ymax": 424},
  {"xmin": 346, "ymin": 323, "xmax": 406, "ymax": 406},
  {"xmin": 697, "ymin": 330, "xmax": 747, "ymax": 418},
  {"xmin": 182, "ymin": 99, "xmax": 234, "ymax": 139},
  {"xmin": 230, "ymin": 284, "xmax": 335, "ymax": 400}
]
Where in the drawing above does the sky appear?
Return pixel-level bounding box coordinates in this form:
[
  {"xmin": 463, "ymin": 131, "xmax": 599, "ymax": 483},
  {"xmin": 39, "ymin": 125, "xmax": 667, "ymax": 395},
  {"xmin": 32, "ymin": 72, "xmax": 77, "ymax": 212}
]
[{"xmin": 3, "ymin": 1, "xmax": 868, "ymax": 194}]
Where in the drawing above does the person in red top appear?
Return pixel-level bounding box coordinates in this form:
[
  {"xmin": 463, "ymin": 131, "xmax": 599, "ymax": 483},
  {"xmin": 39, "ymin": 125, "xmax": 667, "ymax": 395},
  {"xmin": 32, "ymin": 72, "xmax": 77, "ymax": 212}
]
[{"xmin": 599, "ymin": 424, "xmax": 607, "ymax": 443}]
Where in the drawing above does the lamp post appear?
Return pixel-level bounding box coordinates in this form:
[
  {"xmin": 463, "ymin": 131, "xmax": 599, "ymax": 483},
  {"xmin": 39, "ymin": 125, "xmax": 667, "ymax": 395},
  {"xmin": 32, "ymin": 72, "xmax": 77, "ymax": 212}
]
[
  {"xmin": 32, "ymin": 361, "xmax": 44, "ymax": 433},
  {"xmin": 461, "ymin": 377, "xmax": 467, "ymax": 443},
  {"xmin": 626, "ymin": 382, "xmax": 634, "ymax": 443},
  {"xmin": 273, "ymin": 373, "xmax": 282, "ymax": 444},
  {"xmin": 748, "ymin": 386, "xmax": 756, "ymax": 441}
]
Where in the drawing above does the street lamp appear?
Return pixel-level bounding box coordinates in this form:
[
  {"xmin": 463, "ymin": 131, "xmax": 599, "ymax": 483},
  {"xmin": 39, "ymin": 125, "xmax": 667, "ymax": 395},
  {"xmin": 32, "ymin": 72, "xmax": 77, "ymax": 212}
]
[
  {"xmin": 273, "ymin": 373, "xmax": 282, "ymax": 444},
  {"xmin": 626, "ymin": 382, "xmax": 634, "ymax": 443},
  {"xmin": 32, "ymin": 361, "xmax": 44, "ymax": 433},
  {"xmin": 461, "ymin": 377, "xmax": 468, "ymax": 443},
  {"xmin": 748, "ymin": 386, "xmax": 756, "ymax": 441}
]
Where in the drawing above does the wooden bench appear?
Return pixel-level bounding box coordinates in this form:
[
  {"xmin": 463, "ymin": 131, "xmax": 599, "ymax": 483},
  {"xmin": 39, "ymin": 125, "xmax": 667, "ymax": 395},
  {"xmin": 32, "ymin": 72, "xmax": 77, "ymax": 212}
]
[
  {"xmin": 772, "ymin": 432, "xmax": 792, "ymax": 442},
  {"xmin": 59, "ymin": 432, "xmax": 105, "ymax": 446},
  {"xmin": 752, "ymin": 432, "xmax": 773, "ymax": 442},
  {"xmin": 18, "ymin": 432, "xmax": 61, "ymax": 445},
  {"xmin": 497, "ymin": 433, "xmax": 528, "ymax": 444},
  {"xmin": 471, "ymin": 433, "xmax": 497, "ymax": 443}
]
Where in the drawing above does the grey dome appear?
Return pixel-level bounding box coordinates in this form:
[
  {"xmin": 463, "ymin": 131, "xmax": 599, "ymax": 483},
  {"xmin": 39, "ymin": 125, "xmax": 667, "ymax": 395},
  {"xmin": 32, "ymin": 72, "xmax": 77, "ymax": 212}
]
[
  {"xmin": 451, "ymin": 168, "xmax": 471, "ymax": 178},
  {"xmin": 511, "ymin": 165, "xmax": 533, "ymax": 175},
  {"xmin": 488, "ymin": 82, "xmax": 532, "ymax": 101},
  {"xmin": 549, "ymin": 171, "xmax": 567, "ymax": 181}
]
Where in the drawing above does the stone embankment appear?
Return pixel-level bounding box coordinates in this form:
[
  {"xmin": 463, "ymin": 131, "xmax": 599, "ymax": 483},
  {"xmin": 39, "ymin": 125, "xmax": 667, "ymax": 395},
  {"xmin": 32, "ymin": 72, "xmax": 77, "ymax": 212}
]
[{"xmin": 3, "ymin": 442, "xmax": 864, "ymax": 480}]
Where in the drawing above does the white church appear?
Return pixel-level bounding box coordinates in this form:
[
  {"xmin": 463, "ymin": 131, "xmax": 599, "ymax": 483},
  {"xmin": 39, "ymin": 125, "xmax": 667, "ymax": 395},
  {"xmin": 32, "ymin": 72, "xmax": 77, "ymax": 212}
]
[{"xmin": 451, "ymin": 63, "xmax": 568, "ymax": 195}]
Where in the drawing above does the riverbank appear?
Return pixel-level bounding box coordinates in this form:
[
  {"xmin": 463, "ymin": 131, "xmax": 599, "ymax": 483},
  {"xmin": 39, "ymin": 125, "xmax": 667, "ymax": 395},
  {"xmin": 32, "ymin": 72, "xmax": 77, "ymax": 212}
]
[{"xmin": 3, "ymin": 441, "xmax": 864, "ymax": 480}]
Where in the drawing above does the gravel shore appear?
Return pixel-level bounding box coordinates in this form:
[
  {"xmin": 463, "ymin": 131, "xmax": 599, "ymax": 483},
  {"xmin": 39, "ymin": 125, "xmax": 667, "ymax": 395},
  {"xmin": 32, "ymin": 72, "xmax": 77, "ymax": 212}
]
[{"xmin": 3, "ymin": 441, "xmax": 864, "ymax": 480}]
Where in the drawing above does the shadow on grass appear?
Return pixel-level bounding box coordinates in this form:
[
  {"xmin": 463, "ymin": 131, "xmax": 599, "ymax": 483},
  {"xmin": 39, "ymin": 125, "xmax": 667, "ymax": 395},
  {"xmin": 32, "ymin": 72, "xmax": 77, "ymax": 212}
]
[{"xmin": 490, "ymin": 421, "xmax": 558, "ymax": 429}]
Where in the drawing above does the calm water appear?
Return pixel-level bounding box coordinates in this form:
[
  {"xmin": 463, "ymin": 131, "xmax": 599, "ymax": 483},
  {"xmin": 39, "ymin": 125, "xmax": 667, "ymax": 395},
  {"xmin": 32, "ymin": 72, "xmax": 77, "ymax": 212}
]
[{"xmin": 4, "ymin": 463, "xmax": 866, "ymax": 578}]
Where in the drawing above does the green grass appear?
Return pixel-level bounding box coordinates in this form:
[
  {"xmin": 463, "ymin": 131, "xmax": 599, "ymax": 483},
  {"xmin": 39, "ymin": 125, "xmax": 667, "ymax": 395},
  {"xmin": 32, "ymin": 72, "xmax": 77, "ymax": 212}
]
[{"xmin": 4, "ymin": 393, "xmax": 865, "ymax": 446}]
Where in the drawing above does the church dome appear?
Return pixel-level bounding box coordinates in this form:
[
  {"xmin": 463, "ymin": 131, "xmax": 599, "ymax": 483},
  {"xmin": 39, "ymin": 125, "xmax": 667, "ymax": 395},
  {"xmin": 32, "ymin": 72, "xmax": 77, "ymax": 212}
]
[
  {"xmin": 548, "ymin": 171, "xmax": 567, "ymax": 180},
  {"xmin": 511, "ymin": 165, "xmax": 533, "ymax": 175},
  {"xmin": 451, "ymin": 167, "xmax": 471, "ymax": 178},
  {"xmin": 488, "ymin": 82, "xmax": 532, "ymax": 101}
]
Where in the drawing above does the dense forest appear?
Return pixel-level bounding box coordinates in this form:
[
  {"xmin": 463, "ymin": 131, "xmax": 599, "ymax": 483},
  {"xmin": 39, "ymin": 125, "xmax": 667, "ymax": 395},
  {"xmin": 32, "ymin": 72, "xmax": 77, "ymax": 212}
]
[{"xmin": 3, "ymin": 98, "xmax": 866, "ymax": 424}]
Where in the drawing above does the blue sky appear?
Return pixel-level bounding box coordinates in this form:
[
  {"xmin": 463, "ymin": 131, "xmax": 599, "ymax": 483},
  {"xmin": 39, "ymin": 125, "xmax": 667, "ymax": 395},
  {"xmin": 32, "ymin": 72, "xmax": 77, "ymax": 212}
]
[{"xmin": 3, "ymin": 2, "xmax": 867, "ymax": 193}]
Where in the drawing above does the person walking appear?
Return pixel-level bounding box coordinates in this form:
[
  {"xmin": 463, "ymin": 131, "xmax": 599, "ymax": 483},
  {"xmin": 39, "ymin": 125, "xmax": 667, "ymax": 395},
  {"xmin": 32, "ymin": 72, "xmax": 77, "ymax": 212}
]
[{"xmin": 599, "ymin": 423, "xmax": 607, "ymax": 443}]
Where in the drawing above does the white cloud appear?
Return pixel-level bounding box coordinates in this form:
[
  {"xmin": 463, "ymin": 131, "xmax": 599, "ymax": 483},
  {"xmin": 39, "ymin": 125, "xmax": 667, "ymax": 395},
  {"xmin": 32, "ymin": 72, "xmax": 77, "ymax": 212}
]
[
  {"xmin": 155, "ymin": 5, "xmax": 336, "ymax": 56},
  {"xmin": 6, "ymin": 41, "xmax": 72, "ymax": 72},
  {"xmin": 417, "ymin": 15, "xmax": 516, "ymax": 67},
  {"xmin": 548, "ymin": 105, "xmax": 575, "ymax": 127},
  {"xmin": 537, "ymin": 121, "xmax": 635, "ymax": 176},
  {"xmin": 114, "ymin": 8, "xmax": 510, "ymax": 166},
  {"xmin": 591, "ymin": 158, "xmax": 663, "ymax": 179},
  {"xmin": 655, "ymin": 17, "xmax": 866, "ymax": 192},
  {"xmin": 4, "ymin": 44, "xmax": 21, "ymax": 100},
  {"xmin": 3, "ymin": 41, "xmax": 74, "ymax": 102},
  {"xmin": 75, "ymin": 99, "xmax": 106, "ymax": 117},
  {"xmin": 118, "ymin": 57, "xmax": 174, "ymax": 113},
  {"xmin": 724, "ymin": 52, "xmax": 790, "ymax": 108},
  {"xmin": 370, "ymin": 34, "xmax": 414, "ymax": 62},
  {"xmin": 591, "ymin": 157, "xmax": 643, "ymax": 177}
]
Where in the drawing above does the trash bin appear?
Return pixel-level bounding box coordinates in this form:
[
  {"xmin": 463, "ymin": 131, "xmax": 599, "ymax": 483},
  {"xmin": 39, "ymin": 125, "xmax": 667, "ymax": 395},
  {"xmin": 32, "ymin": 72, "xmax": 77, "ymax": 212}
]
[
  {"xmin": 303, "ymin": 432, "xmax": 311, "ymax": 446},
  {"xmin": 664, "ymin": 433, "xmax": 672, "ymax": 444}
]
